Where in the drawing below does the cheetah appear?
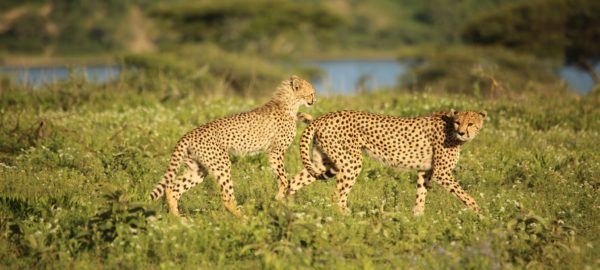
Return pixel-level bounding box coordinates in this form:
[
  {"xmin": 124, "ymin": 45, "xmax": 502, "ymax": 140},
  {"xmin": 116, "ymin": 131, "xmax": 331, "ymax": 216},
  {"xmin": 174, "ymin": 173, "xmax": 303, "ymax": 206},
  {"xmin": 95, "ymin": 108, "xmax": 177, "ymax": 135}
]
[
  {"xmin": 149, "ymin": 75, "xmax": 316, "ymax": 217},
  {"xmin": 287, "ymin": 109, "xmax": 487, "ymax": 216}
]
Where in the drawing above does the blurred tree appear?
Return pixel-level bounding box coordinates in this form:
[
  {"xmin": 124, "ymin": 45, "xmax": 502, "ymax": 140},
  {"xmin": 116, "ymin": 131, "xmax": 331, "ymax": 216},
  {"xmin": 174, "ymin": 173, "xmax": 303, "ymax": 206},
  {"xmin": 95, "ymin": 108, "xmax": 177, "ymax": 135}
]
[
  {"xmin": 0, "ymin": 0, "xmax": 134, "ymax": 54},
  {"xmin": 463, "ymin": 0, "xmax": 600, "ymax": 84},
  {"xmin": 0, "ymin": 10, "xmax": 52, "ymax": 53},
  {"xmin": 148, "ymin": 0, "xmax": 344, "ymax": 54},
  {"xmin": 412, "ymin": 0, "xmax": 517, "ymax": 44},
  {"xmin": 51, "ymin": 0, "xmax": 130, "ymax": 53},
  {"xmin": 413, "ymin": 0, "xmax": 465, "ymax": 43},
  {"xmin": 398, "ymin": 46, "xmax": 564, "ymax": 97}
]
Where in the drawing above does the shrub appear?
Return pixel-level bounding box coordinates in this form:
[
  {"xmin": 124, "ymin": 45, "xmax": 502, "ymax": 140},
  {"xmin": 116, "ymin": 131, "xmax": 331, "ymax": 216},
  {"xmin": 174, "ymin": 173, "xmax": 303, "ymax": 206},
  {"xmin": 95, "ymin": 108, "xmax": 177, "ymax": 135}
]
[
  {"xmin": 148, "ymin": 0, "xmax": 344, "ymax": 54},
  {"xmin": 119, "ymin": 43, "xmax": 304, "ymax": 96},
  {"xmin": 398, "ymin": 46, "xmax": 569, "ymax": 98}
]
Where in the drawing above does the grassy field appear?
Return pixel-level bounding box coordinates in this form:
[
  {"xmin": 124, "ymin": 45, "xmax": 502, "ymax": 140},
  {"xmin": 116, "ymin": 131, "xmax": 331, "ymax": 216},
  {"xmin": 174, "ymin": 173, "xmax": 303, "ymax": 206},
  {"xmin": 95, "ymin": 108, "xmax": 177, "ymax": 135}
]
[{"xmin": 1, "ymin": 80, "xmax": 599, "ymax": 269}]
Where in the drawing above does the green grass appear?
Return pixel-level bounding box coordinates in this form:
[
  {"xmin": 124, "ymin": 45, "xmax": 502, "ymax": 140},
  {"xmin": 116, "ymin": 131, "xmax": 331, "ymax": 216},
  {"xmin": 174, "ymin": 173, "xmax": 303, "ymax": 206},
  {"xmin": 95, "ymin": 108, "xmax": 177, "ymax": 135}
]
[{"xmin": 1, "ymin": 81, "xmax": 599, "ymax": 269}]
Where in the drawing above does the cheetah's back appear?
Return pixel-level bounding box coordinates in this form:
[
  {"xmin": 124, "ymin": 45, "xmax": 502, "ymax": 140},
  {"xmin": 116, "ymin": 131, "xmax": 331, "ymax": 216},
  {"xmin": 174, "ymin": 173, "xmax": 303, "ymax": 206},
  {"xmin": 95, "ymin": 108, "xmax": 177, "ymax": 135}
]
[{"xmin": 313, "ymin": 111, "xmax": 444, "ymax": 171}]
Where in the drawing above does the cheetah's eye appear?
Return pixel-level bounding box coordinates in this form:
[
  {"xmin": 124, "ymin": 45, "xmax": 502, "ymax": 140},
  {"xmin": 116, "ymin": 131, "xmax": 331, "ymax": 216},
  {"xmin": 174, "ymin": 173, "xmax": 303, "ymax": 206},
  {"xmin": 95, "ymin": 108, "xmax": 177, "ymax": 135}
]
[
  {"xmin": 455, "ymin": 122, "xmax": 461, "ymax": 125},
  {"xmin": 467, "ymin": 123, "xmax": 473, "ymax": 127}
]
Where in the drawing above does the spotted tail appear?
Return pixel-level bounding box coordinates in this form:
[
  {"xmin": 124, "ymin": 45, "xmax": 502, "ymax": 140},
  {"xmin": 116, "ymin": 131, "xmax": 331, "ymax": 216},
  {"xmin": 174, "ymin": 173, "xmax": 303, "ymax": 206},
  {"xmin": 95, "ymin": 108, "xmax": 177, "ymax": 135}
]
[
  {"xmin": 149, "ymin": 139, "xmax": 188, "ymax": 200},
  {"xmin": 299, "ymin": 122, "xmax": 326, "ymax": 179}
]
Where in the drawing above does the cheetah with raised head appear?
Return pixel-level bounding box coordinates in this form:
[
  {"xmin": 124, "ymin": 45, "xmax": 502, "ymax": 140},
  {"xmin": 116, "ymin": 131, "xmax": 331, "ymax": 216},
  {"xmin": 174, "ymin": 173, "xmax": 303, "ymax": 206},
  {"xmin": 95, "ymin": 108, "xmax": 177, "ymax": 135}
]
[
  {"xmin": 287, "ymin": 109, "xmax": 487, "ymax": 216},
  {"xmin": 150, "ymin": 75, "xmax": 316, "ymax": 217}
]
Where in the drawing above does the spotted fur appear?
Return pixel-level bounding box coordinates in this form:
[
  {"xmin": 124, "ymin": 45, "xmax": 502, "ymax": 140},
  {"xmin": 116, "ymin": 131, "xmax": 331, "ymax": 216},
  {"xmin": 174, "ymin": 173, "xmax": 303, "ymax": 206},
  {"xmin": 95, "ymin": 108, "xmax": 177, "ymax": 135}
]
[
  {"xmin": 150, "ymin": 75, "xmax": 316, "ymax": 217},
  {"xmin": 288, "ymin": 109, "xmax": 487, "ymax": 216}
]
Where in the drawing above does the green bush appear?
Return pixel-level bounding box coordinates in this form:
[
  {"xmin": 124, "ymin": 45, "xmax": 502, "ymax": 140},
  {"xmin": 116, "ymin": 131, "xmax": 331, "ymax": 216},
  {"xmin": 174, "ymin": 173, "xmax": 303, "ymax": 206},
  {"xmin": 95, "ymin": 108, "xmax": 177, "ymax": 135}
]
[
  {"xmin": 398, "ymin": 46, "xmax": 568, "ymax": 98},
  {"xmin": 462, "ymin": 0, "xmax": 600, "ymax": 82},
  {"xmin": 0, "ymin": 0, "xmax": 132, "ymax": 54},
  {"xmin": 0, "ymin": 10, "xmax": 52, "ymax": 53},
  {"xmin": 148, "ymin": 0, "xmax": 344, "ymax": 54},
  {"xmin": 119, "ymin": 43, "xmax": 310, "ymax": 96}
]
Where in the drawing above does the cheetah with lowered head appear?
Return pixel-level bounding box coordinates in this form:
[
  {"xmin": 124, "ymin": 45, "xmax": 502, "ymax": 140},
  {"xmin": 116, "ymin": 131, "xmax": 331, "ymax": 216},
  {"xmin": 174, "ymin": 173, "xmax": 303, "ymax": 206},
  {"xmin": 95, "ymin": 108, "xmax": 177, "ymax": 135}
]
[
  {"xmin": 287, "ymin": 109, "xmax": 487, "ymax": 216},
  {"xmin": 150, "ymin": 75, "xmax": 316, "ymax": 217}
]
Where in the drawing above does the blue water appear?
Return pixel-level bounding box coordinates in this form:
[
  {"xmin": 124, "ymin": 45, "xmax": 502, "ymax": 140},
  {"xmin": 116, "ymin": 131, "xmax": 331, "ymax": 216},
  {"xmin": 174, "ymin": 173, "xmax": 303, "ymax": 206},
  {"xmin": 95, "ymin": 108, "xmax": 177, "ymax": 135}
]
[
  {"xmin": 304, "ymin": 60, "xmax": 598, "ymax": 95},
  {"xmin": 1, "ymin": 61, "xmax": 597, "ymax": 94},
  {"xmin": 559, "ymin": 65, "xmax": 600, "ymax": 94},
  {"xmin": 0, "ymin": 65, "xmax": 120, "ymax": 87},
  {"xmin": 303, "ymin": 59, "xmax": 407, "ymax": 94}
]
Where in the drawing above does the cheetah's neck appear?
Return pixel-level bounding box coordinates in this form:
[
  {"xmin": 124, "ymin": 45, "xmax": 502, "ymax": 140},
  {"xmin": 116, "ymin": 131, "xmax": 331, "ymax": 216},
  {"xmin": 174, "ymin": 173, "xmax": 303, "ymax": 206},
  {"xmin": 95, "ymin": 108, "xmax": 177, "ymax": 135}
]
[
  {"xmin": 263, "ymin": 99, "xmax": 301, "ymax": 118},
  {"xmin": 265, "ymin": 84, "xmax": 302, "ymax": 118}
]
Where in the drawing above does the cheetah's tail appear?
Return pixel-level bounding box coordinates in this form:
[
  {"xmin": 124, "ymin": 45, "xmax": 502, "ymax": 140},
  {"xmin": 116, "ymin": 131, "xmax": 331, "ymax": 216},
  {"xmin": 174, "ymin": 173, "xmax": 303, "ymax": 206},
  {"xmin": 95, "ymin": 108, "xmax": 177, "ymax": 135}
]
[
  {"xmin": 299, "ymin": 121, "xmax": 324, "ymax": 179},
  {"xmin": 149, "ymin": 139, "xmax": 188, "ymax": 200}
]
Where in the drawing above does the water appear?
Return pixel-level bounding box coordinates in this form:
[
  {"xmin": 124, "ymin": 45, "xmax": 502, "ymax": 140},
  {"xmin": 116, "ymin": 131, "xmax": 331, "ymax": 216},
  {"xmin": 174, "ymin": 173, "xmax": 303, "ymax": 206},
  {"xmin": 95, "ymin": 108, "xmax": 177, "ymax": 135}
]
[
  {"xmin": 559, "ymin": 65, "xmax": 600, "ymax": 94},
  {"xmin": 0, "ymin": 65, "xmax": 120, "ymax": 87},
  {"xmin": 303, "ymin": 60, "xmax": 598, "ymax": 95},
  {"xmin": 1, "ymin": 61, "xmax": 597, "ymax": 94},
  {"xmin": 303, "ymin": 59, "xmax": 407, "ymax": 94}
]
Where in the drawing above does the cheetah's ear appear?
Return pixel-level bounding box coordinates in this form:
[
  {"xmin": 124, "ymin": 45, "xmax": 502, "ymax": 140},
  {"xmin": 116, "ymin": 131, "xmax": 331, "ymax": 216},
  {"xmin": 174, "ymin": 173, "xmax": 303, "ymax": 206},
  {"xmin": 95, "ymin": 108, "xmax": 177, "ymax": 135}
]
[
  {"xmin": 450, "ymin": 109, "xmax": 459, "ymax": 120},
  {"xmin": 479, "ymin": 110, "xmax": 488, "ymax": 119},
  {"xmin": 290, "ymin": 75, "xmax": 301, "ymax": 91}
]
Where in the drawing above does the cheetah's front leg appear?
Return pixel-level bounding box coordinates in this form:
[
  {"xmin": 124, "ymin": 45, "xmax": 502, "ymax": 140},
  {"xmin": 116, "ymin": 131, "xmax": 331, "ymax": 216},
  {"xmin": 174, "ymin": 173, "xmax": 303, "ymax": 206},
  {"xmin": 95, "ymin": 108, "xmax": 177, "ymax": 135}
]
[{"xmin": 432, "ymin": 170, "xmax": 481, "ymax": 214}]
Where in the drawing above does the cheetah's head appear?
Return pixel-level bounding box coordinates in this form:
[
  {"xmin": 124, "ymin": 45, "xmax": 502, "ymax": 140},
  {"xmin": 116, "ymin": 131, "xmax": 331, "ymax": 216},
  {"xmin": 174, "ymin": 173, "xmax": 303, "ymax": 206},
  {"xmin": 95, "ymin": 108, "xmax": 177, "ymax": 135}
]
[
  {"xmin": 449, "ymin": 109, "xmax": 487, "ymax": 142},
  {"xmin": 289, "ymin": 75, "xmax": 316, "ymax": 107}
]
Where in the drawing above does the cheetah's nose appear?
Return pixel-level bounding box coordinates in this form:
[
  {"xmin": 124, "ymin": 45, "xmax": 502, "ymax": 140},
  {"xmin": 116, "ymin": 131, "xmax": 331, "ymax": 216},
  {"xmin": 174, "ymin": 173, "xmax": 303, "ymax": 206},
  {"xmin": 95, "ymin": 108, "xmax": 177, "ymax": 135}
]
[{"xmin": 458, "ymin": 131, "xmax": 465, "ymax": 136}]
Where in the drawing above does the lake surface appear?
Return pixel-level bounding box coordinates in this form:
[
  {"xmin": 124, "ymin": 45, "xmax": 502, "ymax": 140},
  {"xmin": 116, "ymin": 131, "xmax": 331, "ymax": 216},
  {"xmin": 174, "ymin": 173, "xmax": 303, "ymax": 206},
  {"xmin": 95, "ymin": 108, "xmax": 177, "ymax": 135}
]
[
  {"xmin": 559, "ymin": 66, "xmax": 599, "ymax": 94},
  {"xmin": 0, "ymin": 65, "xmax": 120, "ymax": 87},
  {"xmin": 302, "ymin": 60, "xmax": 598, "ymax": 95},
  {"xmin": 302, "ymin": 59, "xmax": 408, "ymax": 94},
  {"xmin": 1, "ymin": 61, "xmax": 597, "ymax": 95}
]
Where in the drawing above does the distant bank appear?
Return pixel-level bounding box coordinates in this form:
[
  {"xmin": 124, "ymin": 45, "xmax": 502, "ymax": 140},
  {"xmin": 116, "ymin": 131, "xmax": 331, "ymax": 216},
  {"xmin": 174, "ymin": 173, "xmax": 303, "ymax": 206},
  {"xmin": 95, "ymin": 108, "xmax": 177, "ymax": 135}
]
[{"xmin": 1, "ymin": 60, "xmax": 597, "ymax": 95}]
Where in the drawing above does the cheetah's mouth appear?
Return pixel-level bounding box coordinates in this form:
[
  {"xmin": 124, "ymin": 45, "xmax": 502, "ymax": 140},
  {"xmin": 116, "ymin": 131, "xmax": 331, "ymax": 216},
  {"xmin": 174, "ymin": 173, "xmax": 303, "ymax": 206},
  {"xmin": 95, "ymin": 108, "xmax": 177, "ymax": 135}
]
[{"xmin": 455, "ymin": 133, "xmax": 472, "ymax": 142}]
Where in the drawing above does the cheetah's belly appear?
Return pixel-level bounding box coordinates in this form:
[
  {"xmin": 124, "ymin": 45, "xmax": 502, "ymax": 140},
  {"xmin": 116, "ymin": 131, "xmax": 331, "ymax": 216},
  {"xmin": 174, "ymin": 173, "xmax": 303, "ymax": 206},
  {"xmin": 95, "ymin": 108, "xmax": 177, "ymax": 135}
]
[
  {"xmin": 222, "ymin": 117, "xmax": 294, "ymax": 156},
  {"xmin": 228, "ymin": 140, "xmax": 271, "ymax": 156},
  {"xmin": 362, "ymin": 129, "xmax": 434, "ymax": 171},
  {"xmin": 203, "ymin": 116, "xmax": 277, "ymax": 156},
  {"xmin": 225, "ymin": 131, "xmax": 275, "ymax": 156},
  {"xmin": 364, "ymin": 144, "xmax": 433, "ymax": 171}
]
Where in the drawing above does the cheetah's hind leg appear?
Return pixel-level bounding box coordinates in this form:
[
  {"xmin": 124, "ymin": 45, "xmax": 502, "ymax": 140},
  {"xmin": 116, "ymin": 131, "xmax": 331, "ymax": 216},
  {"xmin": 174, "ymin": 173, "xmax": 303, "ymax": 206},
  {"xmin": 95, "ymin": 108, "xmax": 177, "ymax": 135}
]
[
  {"xmin": 287, "ymin": 169, "xmax": 318, "ymax": 197},
  {"xmin": 333, "ymin": 151, "xmax": 362, "ymax": 215},
  {"xmin": 166, "ymin": 158, "xmax": 207, "ymax": 216},
  {"xmin": 201, "ymin": 151, "xmax": 245, "ymax": 218},
  {"xmin": 312, "ymin": 144, "xmax": 338, "ymax": 180},
  {"xmin": 287, "ymin": 145, "xmax": 335, "ymax": 197},
  {"xmin": 413, "ymin": 170, "xmax": 432, "ymax": 216}
]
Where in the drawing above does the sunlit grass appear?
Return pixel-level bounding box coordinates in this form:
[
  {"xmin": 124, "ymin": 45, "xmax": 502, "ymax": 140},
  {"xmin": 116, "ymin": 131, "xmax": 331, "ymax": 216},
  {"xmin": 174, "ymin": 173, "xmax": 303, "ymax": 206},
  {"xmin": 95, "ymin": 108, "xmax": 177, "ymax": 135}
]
[{"xmin": 1, "ymin": 82, "xmax": 599, "ymax": 269}]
